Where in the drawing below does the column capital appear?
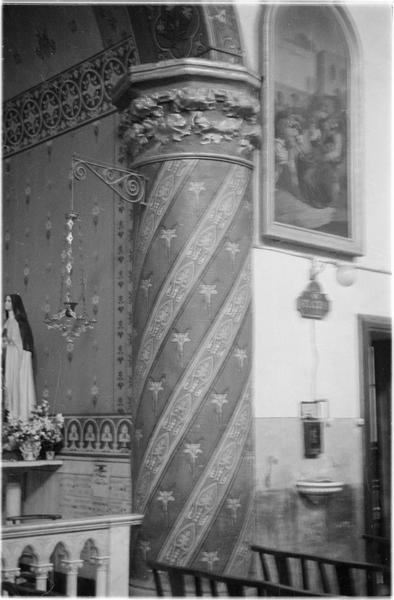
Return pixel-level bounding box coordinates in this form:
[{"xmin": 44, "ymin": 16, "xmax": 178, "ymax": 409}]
[
  {"xmin": 113, "ymin": 58, "xmax": 262, "ymax": 163},
  {"xmin": 30, "ymin": 563, "xmax": 53, "ymax": 577},
  {"xmin": 2, "ymin": 567, "xmax": 21, "ymax": 581},
  {"xmin": 92, "ymin": 555, "xmax": 110, "ymax": 570},
  {"xmin": 60, "ymin": 559, "xmax": 84, "ymax": 574}
]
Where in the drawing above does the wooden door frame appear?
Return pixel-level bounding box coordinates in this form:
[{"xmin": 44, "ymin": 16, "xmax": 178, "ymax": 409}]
[{"xmin": 358, "ymin": 314, "xmax": 391, "ymax": 546}]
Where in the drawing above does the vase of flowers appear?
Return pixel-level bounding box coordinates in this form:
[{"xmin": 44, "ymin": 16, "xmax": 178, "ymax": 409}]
[
  {"xmin": 2, "ymin": 400, "xmax": 64, "ymax": 461},
  {"xmin": 34, "ymin": 400, "xmax": 64, "ymax": 459},
  {"xmin": 20, "ymin": 438, "xmax": 42, "ymax": 461},
  {"xmin": 3, "ymin": 416, "xmax": 43, "ymax": 461}
]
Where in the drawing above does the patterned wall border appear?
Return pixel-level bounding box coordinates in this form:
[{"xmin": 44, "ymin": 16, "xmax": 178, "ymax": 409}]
[
  {"xmin": 62, "ymin": 414, "xmax": 132, "ymax": 456},
  {"xmin": 3, "ymin": 36, "xmax": 138, "ymax": 158},
  {"xmin": 114, "ymin": 201, "xmax": 134, "ymax": 414}
]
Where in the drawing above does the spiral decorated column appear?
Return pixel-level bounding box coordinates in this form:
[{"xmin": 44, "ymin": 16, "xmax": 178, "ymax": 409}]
[{"xmin": 114, "ymin": 59, "xmax": 261, "ymax": 580}]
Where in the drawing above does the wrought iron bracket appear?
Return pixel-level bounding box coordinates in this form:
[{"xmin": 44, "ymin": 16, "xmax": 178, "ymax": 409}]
[{"xmin": 72, "ymin": 154, "xmax": 147, "ymax": 205}]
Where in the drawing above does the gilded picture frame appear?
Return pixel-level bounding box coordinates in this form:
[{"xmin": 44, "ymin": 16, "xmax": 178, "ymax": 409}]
[{"xmin": 260, "ymin": 5, "xmax": 363, "ymax": 256}]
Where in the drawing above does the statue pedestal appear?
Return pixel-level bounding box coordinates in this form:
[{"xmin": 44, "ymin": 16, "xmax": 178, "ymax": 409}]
[{"xmin": 2, "ymin": 460, "xmax": 63, "ymax": 520}]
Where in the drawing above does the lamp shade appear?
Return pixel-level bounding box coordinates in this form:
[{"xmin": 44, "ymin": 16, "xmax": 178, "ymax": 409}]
[{"xmin": 336, "ymin": 264, "xmax": 357, "ymax": 287}]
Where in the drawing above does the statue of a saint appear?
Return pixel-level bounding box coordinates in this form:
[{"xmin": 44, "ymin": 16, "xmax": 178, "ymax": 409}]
[{"xmin": 2, "ymin": 294, "xmax": 36, "ymax": 420}]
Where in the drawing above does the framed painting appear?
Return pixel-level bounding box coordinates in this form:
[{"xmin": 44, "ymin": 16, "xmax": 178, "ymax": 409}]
[{"xmin": 261, "ymin": 5, "xmax": 363, "ymax": 255}]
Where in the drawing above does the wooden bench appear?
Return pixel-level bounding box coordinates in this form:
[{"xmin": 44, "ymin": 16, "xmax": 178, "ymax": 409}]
[
  {"xmin": 148, "ymin": 559, "xmax": 330, "ymax": 596},
  {"xmin": 251, "ymin": 544, "xmax": 391, "ymax": 596}
]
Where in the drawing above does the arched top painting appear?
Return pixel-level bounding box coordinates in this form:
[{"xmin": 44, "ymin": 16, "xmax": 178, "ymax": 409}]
[{"xmin": 260, "ymin": 5, "xmax": 363, "ymax": 255}]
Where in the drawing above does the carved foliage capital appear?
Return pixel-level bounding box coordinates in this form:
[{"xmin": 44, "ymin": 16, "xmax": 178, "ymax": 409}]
[{"xmin": 119, "ymin": 87, "xmax": 261, "ymax": 160}]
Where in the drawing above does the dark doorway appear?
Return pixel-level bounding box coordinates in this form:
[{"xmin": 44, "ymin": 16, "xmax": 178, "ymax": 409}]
[{"xmin": 359, "ymin": 316, "xmax": 391, "ymax": 566}]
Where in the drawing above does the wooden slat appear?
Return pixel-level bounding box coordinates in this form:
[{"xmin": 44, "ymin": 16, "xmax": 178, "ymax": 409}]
[
  {"xmin": 168, "ymin": 568, "xmax": 186, "ymax": 596},
  {"xmin": 193, "ymin": 574, "xmax": 203, "ymax": 596},
  {"xmin": 301, "ymin": 557, "xmax": 309, "ymax": 590},
  {"xmin": 335, "ymin": 564, "xmax": 355, "ymax": 596},
  {"xmin": 151, "ymin": 567, "xmax": 164, "ymax": 597},
  {"xmin": 274, "ymin": 555, "xmax": 291, "ymax": 586},
  {"xmin": 317, "ymin": 561, "xmax": 331, "ymax": 594},
  {"xmin": 260, "ymin": 553, "xmax": 271, "ymax": 581}
]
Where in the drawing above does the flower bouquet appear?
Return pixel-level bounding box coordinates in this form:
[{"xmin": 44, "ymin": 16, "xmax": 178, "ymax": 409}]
[
  {"xmin": 34, "ymin": 400, "xmax": 64, "ymax": 458},
  {"xmin": 2, "ymin": 400, "xmax": 64, "ymax": 461}
]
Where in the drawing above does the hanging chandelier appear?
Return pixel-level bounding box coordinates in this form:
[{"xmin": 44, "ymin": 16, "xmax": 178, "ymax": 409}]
[
  {"xmin": 44, "ymin": 166, "xmax": 96, "ymax": 352},
  {"xmin": 44, "ymin": 155, "xmax": 146, "ymax": 356}
]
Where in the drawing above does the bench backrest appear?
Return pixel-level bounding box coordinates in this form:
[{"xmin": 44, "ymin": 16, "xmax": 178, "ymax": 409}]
[
  {"xmin": 250, "ymin": 544, "xmax": 391, "ymax": 596},
  {"xmin": 147, "ymin": 559, "xmax": 329, "ymax": 597}
]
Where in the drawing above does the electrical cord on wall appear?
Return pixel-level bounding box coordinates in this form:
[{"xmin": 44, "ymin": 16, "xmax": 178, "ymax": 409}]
[{"xmin": 310, "ymin": 319, "xmax": 319, "ymax": 402}]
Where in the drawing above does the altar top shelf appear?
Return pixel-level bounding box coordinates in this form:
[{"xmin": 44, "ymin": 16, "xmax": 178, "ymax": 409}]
[{"xmin": 2, "ymin": 460, "xmax": 63, "ymax": 469}]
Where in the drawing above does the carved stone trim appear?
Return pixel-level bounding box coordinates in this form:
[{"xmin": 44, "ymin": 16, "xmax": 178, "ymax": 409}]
[
  {"xmin": 130, "ymin": 152, "xmax": 254, "ymax": 170},
  {"xmin": 118, "ymin": 58, "xmax": 260, "ymax": 88},
  {"xmin": 118, "ymin": 86, "xmax": 261, "ymax": 160}
]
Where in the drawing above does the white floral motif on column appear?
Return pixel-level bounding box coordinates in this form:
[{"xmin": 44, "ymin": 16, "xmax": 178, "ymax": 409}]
[
  {"xmin": 200, "ymin": 551, "xmax": 219, "ymax": 572},
  {"xmin": 157, "ymin": 490, "xmax": 175, "ymax": 526},
  {"xmin": 183, "ymin": 442, "xmax": 203, "ymax": 478},
  {"xmin": 225, "ymin": 240, "xmax": 240, "ymax": 272},
  {"xmin": 199, "ymin": 283, "xmax": 218, "ymax": 317},
  {"xmin": 226, "ymin": 497, "xmax": 241, "ymax": 524},
  {"xmin": 141, "ymin": 275, "xmax": 153, "ymax": 305},
  {"xmin": 188, "ymin": 181, "xmax": 206, "ymax": 202},
  {"xmin": 210, "ymin": 392, "xmax": 228, "ymax": 426},
  {"xmin": 170, "ymin": 331, "xmax": 191, "ymax": 367},
  {"xmin": 160, "ymin": 227, "xmax": 177, "ymax": 262},
  {"xmin": 234, "ymin": 346, "xmax": 248, "ymax": 370},
  {"xmin": 148, "ymin": 378, "xmax": 165, "ymax": 416}
]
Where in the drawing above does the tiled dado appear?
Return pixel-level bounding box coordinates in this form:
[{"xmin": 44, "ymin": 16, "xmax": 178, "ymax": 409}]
[
  {"xmin": 3, "ymin": 36, "xmax": 138, "ymax": 158},
  {"xmin": 62, "ymin": 415, "xmax": 132, "ymax": 456}
]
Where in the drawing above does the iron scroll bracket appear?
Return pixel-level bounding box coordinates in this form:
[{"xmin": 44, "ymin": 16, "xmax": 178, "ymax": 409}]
[{"xmin": 71, "ymin": 154, "xmax": 147, "ymax": 206}]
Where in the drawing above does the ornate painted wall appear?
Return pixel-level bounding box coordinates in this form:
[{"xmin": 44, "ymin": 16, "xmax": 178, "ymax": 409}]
[
  {"xmin": 2, "ymin": 6, "xmax": 141, "ymax": 417},
  {"xmin": 2, "ymin": 6, "xmax": 250, "ymax": 551},
  {"xmin": 3, "ymin": 3, "xmax": 243, "ymax": 411}
]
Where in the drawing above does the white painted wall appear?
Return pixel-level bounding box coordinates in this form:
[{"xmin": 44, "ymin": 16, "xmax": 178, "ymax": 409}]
[
  {"xmin": 253, "ymin": 251, "xmax": 391, "ymax": 418},
  {"xmin": 234, "ymin": 4, "xmax": 391, "ymax": 418}
]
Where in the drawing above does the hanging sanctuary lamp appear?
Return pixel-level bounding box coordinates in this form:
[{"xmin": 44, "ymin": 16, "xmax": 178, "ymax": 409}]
[{"xmin": 44, "ymin": 154, "xmax": 146, "ymax": 360}]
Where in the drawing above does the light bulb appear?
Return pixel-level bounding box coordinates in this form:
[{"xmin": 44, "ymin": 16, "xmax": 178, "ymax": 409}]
[{"xmin": 336, "ymin": 264, "xmax": 357, "ymax": 287}]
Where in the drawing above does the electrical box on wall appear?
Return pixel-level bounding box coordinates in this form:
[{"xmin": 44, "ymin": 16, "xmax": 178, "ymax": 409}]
[{"xmin": 300, "ymin": 400, "xmax": 328, "ymax": 458}]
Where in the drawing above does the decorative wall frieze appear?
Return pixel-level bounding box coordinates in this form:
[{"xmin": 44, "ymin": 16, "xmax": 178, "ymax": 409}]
[
  {"xmin": 62, "ymin": 414, "xmax": 132, "ymax": 456},
  {"xmin": 118, "ymin": 87, "xmax": 261, "ymax": 160},
  {"xmin": 3, "ymin": 36, "xmax": 138, "ymax": 158}
]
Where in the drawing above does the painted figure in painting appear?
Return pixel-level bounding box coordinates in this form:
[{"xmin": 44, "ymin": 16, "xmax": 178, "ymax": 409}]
[
  {"xmin": 274, "ymin": 6, "xmax": 349, "ymax": 236},
  {"xmin": 2, "ymin": 294, "xmax": 36, "ymax": 420}
]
